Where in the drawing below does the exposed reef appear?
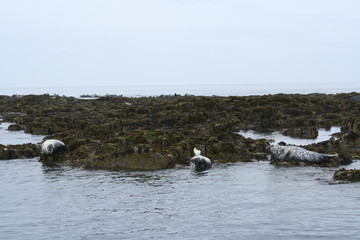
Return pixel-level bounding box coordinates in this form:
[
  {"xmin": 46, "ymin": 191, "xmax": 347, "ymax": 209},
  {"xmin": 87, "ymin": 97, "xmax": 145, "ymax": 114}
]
[
  {"xmin": 0, "ymin": 143, "xmax": 40, "ymax": 160},
  {"xmin": 0, "ymin": 93, "xmax": 359, "ymax": 170},
  {"xmin": 333, "ymin": 168, "xmax": 360, "ymax": 182},
  {"xmin": 281, "ymin": 127, "xmax": 318, "ymax": 139}
]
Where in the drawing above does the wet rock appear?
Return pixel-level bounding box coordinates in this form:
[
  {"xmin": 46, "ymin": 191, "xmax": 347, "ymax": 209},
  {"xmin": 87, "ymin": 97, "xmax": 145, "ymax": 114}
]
[
  {"xmin": 333, "ymin": 168, "xmax": 360, "ymax": 182},
  {"xmin": 1, "ymin": 93, "xmax": 360, "ymax": 170},
  {"xmin": 322, "ymin": 118, "xmax": 360, "ymax": 159},
  {"xmin": 92, "ymin": 152, "xmax": 173, "ymax": 171},
  {"xmin": 7, "ymin": 123, "xmax": 24, "ymax": 131},
  {"xmin": 0, "ymin": 143, "xmax": 40, "ymax": 160},
  {"xmin": 282, "ymin": 127, "xmax": 318, "ymax": 139},
  {"xmin": 342, "ymin": 118, "xmax": 360, "ymax": 134},
  {"xmin": 40, "ymin": 152, "xmax": 68, "ymax": 165}
]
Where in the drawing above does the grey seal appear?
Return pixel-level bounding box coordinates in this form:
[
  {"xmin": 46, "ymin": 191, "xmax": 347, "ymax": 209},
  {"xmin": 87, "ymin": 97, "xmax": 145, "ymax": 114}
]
[
  {"xmin": 267, "ymin": 144, "xmax": 338, "ymax": 163},
  {"xmin": 41, "ymin": 139, "xmax": 66, "ymax": 155},
  {"xmin": 190, "ymin": 148, "xmax": 212, "ymax": 172}
]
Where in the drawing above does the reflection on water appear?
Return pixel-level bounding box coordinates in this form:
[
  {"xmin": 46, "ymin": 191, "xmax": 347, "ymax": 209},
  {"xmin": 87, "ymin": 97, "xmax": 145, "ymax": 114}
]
[
  {"xmin": 238, "ymin": 127, "xmax": 341, "ymax": 146},
  {"xmin": 1, "ymin": 158, "xmax": 360, "ymax": 240}
]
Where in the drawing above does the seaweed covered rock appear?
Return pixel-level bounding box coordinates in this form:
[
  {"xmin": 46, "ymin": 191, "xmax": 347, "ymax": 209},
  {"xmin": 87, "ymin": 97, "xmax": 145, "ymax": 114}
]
[
  {"xmin": 342, "ymin": 118, "xmax": 360, "ymax": 134},
  {"xmin": 333, "ymin": 168, "xmax": 360, "ymax": 182},
  {"xmin": 84, "ymin": 152, "xmax": 173, "ymax": 171},
  {"xmin": 307, "ymin": 117, "xmax": 360, "ymax": 160},
  {"xmin": 337, "ymin": 118, "xmax": 360, "ymax": 152},
  {"xmin": 282, "ymin": 127, "xmax": 318, "ymax": 139},
  {"xmin": 39, "ymin": 129, "xmax": 268, "ymax": 170},
  {"xmin": 7, "ymin": 123, "xmax": 24, "ymax": 131},
  {"xmin": 0, "ymin": 143, "xmax": 40, "ymax": 160},
  {"xmin": 1, "ymin": 93, "xmax": 360, "ymax": 170}
]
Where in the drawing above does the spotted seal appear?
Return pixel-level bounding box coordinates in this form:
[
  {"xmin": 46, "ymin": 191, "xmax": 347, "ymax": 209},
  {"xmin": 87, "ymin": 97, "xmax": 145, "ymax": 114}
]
[
  {"xmin": 267, "ymin": 144, "xmax": 338, "ymax": 163},
  {"xmin": 41, "ymin": 139, "xmax": 66, "ymax": 155},
  {"xmin": 190, "ymin": 148, "xmax": 212, "ymax": 172}
]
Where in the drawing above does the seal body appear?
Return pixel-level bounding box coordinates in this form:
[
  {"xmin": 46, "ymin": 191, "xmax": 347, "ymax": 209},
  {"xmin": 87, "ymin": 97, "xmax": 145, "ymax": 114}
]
[
  {"xmin": 267, "ymin": 144, "xmax": 337, "ymax": 163},
  {"xmin": 190, "ymin": 148, "xmax": 211, "ymax": 172},
  {"xmin": 41, "ymin": 139, "xmax": 66, "ymax": 155}
]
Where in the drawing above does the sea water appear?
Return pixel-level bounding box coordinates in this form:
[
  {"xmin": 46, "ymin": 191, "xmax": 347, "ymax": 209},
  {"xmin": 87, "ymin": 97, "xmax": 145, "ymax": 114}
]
[
  {"xmin": 0, "ymin": 81, "xmax": 359, "ymax": 98},
  {"xmin": 0, "ymin": 122, "xmax": 45, "ymax": 145},
  {"xmin": 1, "ymin": 158, "xmax": 360, "ymax": 240},
  {"xmin": 238, "ymin": 127, "xmax": 341, "ymax": 146}
]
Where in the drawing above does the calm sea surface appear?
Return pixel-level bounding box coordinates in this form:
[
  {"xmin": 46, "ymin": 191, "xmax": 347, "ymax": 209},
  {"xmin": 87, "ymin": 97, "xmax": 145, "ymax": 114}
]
[
  {"xmin": 1, "ymin": 81, "xmax": 360, "ymax": 97},
  {"xmin": 1, "ymin": 83, "xmax": 360, "ymax": 239},
  {"xmin": 1, "ymin": 158, "xmax": 360, "ymax": 240}
]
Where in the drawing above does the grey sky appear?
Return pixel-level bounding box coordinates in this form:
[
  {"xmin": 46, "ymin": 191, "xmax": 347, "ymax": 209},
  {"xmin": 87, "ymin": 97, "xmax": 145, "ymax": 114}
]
[{"xmin": 1, "ymin": 0, "xmax": 359, "ymax": 87}]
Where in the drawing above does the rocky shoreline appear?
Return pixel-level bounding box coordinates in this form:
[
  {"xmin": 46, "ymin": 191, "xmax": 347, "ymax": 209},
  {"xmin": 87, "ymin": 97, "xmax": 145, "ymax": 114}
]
[{"xmin": 1, "ymin": 93, "xmax": 360, "ymax": 178}]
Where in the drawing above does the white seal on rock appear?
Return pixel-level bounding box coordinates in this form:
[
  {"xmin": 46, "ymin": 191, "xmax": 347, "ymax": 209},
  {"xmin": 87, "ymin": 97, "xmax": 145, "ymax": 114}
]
[
  {"xmin": 41, "ymin": 139, "xmax": 66, "ymax": 155},
  {"xmin": 267, "ymin": 144, "xmax": 338, "ymax": 163},
  {"xmin": 190, "ymin": 148, "xmax": 211, "ymax": 172}
]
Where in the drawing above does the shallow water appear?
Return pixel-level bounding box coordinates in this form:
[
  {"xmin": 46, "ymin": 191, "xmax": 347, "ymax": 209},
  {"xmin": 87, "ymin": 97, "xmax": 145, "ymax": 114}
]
[
  {"xmin": 1, "ymin": 158, "xmax": 360, "ymax": 240},
  {"xmin": 0, "ymin": 122, "xmax": 45, "ymax": 145},
  {"xmin": 238, "ymin": 127, "xmax": 341, "ymax": 146}
]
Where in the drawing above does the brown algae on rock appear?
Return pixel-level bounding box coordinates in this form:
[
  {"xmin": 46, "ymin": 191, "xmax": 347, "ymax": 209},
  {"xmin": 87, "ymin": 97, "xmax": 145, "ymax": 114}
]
[
  {"xmin": 333, "ymin": 168, "xmax": 360, "ymax": 182},
  {"xmin": 0, "ymin": 93, "xmax": 359, "ymax": 170},
  {"xmin": 0, "ymin": 143, "xmax": 40, "ymax": 160}
]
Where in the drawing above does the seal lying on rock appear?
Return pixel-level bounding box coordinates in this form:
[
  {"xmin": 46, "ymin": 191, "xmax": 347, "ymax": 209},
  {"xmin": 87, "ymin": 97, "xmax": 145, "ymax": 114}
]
[
  {"xmin": 190, "ymin": 148, "xmax": 211, "ymax": 172},
  {"xmin": 267, "ymin": 144, "xmax": 338, "ymax": 163},
  {"xmin": 41, "ymin": 139, "xmax": 66, "ymax": 155}
]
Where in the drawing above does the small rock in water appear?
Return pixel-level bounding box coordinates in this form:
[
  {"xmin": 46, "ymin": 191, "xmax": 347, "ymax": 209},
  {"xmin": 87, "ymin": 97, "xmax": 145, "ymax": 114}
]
[{"xmin": 7, "ymin": 124, "xmax": 24, "ymax": 131}]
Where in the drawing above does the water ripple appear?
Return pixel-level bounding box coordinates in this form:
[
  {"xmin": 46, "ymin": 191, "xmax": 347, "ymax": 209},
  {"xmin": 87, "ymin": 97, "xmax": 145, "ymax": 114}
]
[{"xmin": 1, "ymin": 159, "xmax": 360, "ymax": 240}]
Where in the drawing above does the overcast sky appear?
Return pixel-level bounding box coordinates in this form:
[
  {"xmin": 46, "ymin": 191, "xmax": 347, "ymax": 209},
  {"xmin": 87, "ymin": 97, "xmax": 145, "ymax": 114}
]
[{"xmin": 1, "ymin": 0, "xmax": 359, "ymax": 88}]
